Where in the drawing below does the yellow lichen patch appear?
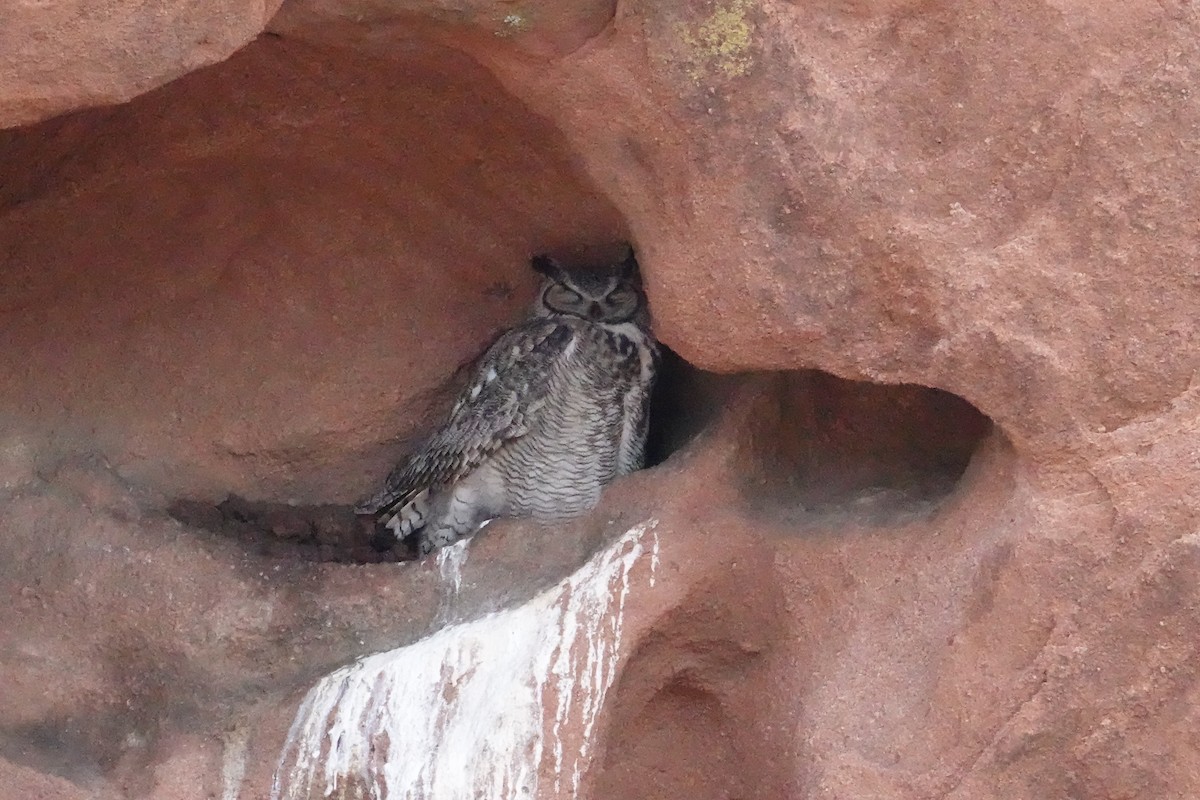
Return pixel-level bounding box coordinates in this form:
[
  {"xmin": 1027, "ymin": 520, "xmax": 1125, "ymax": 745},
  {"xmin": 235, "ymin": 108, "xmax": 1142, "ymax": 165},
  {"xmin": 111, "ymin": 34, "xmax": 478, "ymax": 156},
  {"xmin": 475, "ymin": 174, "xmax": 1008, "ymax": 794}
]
[{"xmin": 680, "ymin": 0, "xmax": 756, "ymax": 82}]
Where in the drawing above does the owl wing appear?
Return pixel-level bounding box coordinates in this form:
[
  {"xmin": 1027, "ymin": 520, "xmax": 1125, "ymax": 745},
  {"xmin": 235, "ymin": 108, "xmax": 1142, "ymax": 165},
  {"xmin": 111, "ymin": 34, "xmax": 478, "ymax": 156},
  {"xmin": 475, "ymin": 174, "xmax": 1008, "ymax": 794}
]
[{"xmin": 355, "ymin": 320, "xmax": 578, "ymax": 518}]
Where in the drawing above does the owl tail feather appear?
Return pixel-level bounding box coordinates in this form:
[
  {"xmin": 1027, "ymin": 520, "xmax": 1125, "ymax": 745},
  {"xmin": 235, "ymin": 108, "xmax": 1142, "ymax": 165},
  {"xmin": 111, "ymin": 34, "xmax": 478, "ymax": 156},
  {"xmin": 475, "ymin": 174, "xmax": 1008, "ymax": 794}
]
[{"xmin": 378, "ymin": 490, "xmax": 430, "ymax": 542}]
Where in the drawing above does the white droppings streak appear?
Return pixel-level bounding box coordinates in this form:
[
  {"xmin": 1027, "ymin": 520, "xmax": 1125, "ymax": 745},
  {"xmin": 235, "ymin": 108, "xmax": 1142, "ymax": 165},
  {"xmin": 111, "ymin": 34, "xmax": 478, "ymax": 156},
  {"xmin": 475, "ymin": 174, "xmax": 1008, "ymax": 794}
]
[
  {"xmin": 220, "ymin": 724, "xmax": 250, "ymax": 800},
  {"xmin": 436, "ymin": 538, "xmax": 470, "ymax": 597},
  {"xmin": 647, "ymin": 531, "xmax": 660, "ymax": 588},
  {"xmin": 272, "ymin": 520, "xmax": 660, "ymax": 800}
]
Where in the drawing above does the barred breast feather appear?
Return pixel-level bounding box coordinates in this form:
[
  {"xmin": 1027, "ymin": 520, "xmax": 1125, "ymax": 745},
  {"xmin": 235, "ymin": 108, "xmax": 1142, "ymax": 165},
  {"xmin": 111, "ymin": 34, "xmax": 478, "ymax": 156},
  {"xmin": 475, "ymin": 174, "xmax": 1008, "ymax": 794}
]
[
  {"xmin": 355, "ymin": 320, "xmax": 580, "ymax": 523},
  {"xmin": 357, "ymin": 254, "xmax": 659, "ymax": 556}
]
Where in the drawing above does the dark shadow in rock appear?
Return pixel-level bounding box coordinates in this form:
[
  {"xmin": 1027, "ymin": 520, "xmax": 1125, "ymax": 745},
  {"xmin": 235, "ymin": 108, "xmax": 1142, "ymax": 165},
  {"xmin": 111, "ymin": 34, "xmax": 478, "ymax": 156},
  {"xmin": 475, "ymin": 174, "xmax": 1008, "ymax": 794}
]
[
  {"xmin": 735, "ymin": 370, "xmax": 992, "ymax": 524},
  {"xmin": 643, "ymin": 346, "xmax": 741, "ymax": 468},
  {"xmin": 643, "ymin": 354, "xmax": 991, "ymax": 523},
  {"xmin": 167, "ymin": 496, "xmax": 408, "ymax": 564}
]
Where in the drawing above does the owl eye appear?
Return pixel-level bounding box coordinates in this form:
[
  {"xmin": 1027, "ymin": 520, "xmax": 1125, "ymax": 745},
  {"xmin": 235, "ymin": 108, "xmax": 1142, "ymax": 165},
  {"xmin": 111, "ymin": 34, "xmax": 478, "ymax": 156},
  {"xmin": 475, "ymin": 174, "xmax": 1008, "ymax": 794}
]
[
  {"xmin": 606, "ymin": 287, "xmax": 637, "ymax": 307},
  {"xmin": 545, "ymin": 284, "xmax": 584, "ymax": 309}
]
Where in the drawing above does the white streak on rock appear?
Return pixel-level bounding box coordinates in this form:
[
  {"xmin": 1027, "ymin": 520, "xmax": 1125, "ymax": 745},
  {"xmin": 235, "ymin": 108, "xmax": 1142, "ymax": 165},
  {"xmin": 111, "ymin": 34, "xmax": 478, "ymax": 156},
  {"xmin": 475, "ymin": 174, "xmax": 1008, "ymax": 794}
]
[
  {"xmin": 272, "ymin": 520, "xmax": 660, "ymax": 800},
  {"xmin": 648, "ymin": 529, "xmax": 660, "ymax": 588},
  {"xmin": 436, "ymin": 538, "xmax": 470, "ymax": 597},
  {"xmin": 220, "ymin": 724, "xmax": 250, "ymax": 800}
]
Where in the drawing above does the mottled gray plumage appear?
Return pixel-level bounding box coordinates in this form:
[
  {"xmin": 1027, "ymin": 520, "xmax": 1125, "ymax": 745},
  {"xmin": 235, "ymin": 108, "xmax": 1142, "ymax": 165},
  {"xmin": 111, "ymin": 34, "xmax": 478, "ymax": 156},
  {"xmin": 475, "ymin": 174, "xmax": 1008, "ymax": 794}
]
[{"xmin": 357, "ymin": 248, "xmax": 659, "ymax": 555}]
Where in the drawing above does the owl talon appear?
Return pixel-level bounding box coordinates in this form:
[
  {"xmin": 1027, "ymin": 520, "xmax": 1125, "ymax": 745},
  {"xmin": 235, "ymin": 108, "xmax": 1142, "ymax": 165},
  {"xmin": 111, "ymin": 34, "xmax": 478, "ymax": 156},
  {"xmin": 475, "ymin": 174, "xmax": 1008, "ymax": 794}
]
[{"xmin": 416, "ymin": 527, "xmax": 459, "ymax": 556}]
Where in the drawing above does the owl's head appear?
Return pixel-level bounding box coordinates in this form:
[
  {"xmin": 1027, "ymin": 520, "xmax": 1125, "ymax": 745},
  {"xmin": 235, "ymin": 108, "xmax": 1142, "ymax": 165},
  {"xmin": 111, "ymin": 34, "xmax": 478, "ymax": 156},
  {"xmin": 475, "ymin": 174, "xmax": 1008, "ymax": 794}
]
[{"xmin": 530, "ymin": 247, "xmax": 648, "ymax": 326}]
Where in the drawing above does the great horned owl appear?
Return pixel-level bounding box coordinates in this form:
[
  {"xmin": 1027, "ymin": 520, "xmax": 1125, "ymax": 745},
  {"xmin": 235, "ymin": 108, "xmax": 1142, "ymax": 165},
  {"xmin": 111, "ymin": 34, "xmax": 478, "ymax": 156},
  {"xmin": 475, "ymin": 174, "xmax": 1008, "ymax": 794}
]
[{"xmin": 357, "ymin": 248, "xmax": 660, "ymax": 556}]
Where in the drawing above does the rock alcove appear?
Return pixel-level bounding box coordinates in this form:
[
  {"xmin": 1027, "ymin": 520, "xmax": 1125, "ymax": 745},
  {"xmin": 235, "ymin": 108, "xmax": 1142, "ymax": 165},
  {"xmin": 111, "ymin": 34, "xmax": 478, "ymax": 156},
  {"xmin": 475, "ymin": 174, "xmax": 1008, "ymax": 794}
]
[
  {"xmin": 3, "ymin": 2, "xmax": 1199, "ymax": 799},
  {"xmin": 0, "ymin": 26, "xmax": 993, "ymax": 564},
  {"xmin": 0, "ymin": 22, "xmax": 996, "ymax": 792}
]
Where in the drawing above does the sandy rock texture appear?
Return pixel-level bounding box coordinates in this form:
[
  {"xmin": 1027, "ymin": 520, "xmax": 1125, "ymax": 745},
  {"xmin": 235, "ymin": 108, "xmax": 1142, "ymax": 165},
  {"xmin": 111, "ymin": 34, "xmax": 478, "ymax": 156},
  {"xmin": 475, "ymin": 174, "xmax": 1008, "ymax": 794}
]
[
  {"xmin": 0, "ymin": 0, "xmax": 286, "ymax": 129},
  {"xmin": 1, "ymin": 0, "xmax": 1197, "ymax": 798}
]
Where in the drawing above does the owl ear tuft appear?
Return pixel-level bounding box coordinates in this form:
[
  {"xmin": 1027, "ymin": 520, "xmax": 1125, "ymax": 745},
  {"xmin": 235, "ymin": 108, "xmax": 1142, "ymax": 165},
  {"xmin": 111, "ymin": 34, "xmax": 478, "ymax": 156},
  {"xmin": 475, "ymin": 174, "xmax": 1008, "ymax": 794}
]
[
  {"xmin": 618, "ymin": 244, "xmax": 639, "ymax": 280},
  {"xmin": 531, "ymin": 254, "xmax": 565, "ymax": 280}
]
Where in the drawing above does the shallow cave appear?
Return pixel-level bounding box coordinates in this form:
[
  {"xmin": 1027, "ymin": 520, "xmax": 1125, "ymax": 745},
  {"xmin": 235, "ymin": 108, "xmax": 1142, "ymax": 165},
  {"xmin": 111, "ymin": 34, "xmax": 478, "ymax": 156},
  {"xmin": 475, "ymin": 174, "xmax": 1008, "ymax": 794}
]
[
  {"xmin": 735, "ymin": 369, "xmax": 992, "ymax": 523},
  {"xmin": 0, "ymin": 32, "xmax": 628, "ymax": 540},
  {"xmin": 0, "ymin": 27, "xmax": 992, "ymax": 557},
  {"xmin": 648, "ymin": 351, "xmax": 992, "ymax": 526}
]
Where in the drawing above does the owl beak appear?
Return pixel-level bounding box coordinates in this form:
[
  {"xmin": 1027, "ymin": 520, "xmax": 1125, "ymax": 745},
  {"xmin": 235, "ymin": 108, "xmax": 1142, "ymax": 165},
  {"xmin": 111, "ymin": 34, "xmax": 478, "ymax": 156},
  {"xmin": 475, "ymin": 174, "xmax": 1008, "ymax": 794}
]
[{"xmin": 588, "ymin": 302, "xmax": 603, "ymax": 321}]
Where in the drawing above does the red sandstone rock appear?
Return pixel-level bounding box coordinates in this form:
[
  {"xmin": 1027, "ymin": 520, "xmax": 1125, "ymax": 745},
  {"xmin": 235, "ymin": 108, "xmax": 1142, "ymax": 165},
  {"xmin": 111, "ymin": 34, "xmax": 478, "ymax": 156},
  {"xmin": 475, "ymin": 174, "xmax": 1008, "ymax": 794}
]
[
  {"xmin": 1, "ymin": 1, "xmax": 1198, "ymax": 799},
  {"xmin": 0, "ymin": 36, "xmax": 627, "ymax": 503},
  {"xmin": 0, "ymin": 1, "xmax": 285, "ymax": 129}
]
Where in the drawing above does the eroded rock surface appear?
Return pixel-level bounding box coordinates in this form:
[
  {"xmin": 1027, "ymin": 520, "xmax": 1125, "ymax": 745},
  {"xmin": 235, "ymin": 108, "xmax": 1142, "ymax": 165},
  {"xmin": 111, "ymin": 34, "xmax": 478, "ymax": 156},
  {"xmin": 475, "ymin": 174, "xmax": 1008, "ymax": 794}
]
[
  {"xmin": 1, "ymin": 1, "xmax": 1197, "ymax": 799},
  {"xmin": 0, "ymin": 1, "xmax": 285, "ymax": 129}
]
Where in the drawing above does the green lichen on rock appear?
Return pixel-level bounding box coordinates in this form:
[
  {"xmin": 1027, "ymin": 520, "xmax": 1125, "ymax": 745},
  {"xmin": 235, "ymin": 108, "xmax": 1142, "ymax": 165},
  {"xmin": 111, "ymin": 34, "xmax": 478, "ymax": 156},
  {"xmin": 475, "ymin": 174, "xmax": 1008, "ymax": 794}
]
[{"xmin": 679, "ymin": 0, "xmax": 756, "ymax": 81}]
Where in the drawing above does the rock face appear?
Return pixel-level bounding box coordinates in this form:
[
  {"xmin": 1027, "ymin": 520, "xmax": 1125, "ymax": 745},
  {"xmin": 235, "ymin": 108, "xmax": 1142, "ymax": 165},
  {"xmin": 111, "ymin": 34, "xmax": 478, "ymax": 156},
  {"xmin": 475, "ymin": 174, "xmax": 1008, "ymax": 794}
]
[
  {"xmin": 1, "ymin": 2, "xmax": 1197, "ymax": 799},
  {"xmin": 0, "ymin": 1, "xmax": 286, "ymax": 128}
]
